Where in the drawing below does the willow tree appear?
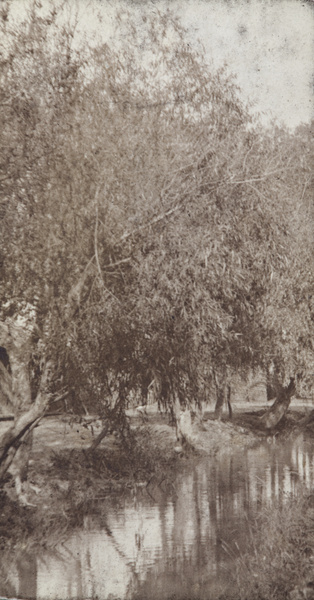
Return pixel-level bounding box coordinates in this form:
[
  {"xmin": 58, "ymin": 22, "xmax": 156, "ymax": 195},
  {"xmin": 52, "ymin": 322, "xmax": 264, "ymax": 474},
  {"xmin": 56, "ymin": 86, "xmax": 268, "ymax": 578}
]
[
  {"xmin": 128, "ymin": 120, "xmax": 314, "ymax": 425},
  {"xmin": 0, "ymin": 0, "xmax": 313, "ymax": 500}
]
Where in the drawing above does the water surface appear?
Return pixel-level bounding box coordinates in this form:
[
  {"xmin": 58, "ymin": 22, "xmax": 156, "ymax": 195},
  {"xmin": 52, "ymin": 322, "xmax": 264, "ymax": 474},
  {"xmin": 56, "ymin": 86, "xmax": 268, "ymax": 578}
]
[{"xmin": 2, "ymin": 433, "xmax": 314, "ymax": 600}]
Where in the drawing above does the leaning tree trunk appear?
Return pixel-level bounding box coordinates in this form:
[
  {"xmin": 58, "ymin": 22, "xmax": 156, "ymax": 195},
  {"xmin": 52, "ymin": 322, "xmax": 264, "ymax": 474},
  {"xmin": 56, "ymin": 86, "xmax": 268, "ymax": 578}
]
[
  {"xmin": 0, "ymin": 271, "xmax": 90, "ymax": 503},
  {"xmin": 213, "ymin": 370, "xmax": 232, "ymax": 420},
  {"xmin": 259, "ymin": 377, "xmax": 296, "ymax": 430},
  {"xmin": 0, "ymin": 321, "xmax": 50, "ymax": 503}
]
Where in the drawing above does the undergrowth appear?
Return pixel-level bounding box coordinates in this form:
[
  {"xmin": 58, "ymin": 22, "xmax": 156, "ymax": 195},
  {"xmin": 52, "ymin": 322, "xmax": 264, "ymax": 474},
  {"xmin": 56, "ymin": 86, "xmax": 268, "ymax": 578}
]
[{"xmin": 226, "ymin": 489, "xmax": 314, "ymax": 600}]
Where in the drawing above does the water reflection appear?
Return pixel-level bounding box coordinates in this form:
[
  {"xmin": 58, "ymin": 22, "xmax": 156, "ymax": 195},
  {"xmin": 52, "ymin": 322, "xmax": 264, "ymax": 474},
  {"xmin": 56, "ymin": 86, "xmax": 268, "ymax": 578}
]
[{"xmin": 2, "ymin": 433, "xmax": 314, "ymax": 600}]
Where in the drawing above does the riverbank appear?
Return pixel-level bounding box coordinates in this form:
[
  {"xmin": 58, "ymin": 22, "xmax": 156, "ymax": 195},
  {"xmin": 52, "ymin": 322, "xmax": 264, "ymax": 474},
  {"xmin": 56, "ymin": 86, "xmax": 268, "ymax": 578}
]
[
  {"xmin": 2, "ymin": 399, "xmax": 314, "ymax": 513},
  {"xmin": 1, "ymin": 402, "xmax": 314, "ymax": 599}
]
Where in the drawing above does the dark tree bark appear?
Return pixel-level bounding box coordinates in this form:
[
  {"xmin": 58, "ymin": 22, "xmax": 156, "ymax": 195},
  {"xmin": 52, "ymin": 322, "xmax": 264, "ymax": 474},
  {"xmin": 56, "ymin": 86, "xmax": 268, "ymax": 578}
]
[
  {"xmin": 214, "ymin": 385, "xmax": 225, "ymax": 419},
  {"xmin": 226, "ymin": 384, "xmax": 232, "ymax": 420}
]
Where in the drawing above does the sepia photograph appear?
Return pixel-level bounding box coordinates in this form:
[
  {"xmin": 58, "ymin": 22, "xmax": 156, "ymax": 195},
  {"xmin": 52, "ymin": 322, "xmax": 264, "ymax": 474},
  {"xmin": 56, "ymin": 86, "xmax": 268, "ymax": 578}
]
[{"xmin": 0, "ymin": 0, "xmax": 313, "ymax": 598}]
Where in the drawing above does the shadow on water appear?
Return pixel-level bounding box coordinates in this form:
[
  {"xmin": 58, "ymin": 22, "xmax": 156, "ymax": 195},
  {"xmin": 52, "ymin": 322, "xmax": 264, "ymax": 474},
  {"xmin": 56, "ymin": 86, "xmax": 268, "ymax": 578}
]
[{"xmin": 1, "ymin": 433, "xmax": 314, "ymax": 600}]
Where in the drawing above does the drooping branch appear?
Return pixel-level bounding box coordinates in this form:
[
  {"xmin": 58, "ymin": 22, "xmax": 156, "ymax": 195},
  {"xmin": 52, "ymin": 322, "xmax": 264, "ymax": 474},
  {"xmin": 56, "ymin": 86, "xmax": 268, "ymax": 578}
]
[
  {"xmin": 94, "ymin": 185, "xmax": 103, "ymax": 285},
  {"xmin": 92, "ymin": 185, "xmax": 122, "ymax": 305}
]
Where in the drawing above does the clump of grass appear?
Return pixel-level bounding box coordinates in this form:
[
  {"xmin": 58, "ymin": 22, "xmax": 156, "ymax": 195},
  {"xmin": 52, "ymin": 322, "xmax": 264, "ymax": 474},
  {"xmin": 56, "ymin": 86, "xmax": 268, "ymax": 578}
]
[{"xmin": 229, "ymin": 489, "xmax": 314, "ymax": 600}]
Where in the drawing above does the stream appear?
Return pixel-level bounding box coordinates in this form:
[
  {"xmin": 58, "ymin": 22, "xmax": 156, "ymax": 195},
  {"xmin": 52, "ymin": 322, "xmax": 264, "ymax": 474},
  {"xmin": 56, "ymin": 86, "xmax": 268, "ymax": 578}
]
[{"xmin": 2, "ymin": 433, "xmax": 314, "ymax": 600}]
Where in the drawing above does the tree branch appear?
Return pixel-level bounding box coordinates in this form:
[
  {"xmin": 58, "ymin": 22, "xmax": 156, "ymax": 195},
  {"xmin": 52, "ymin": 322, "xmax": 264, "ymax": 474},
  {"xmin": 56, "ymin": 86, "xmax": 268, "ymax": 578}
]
[
  {"xmin": 115, "ymin": 204, "xmax": 181, "ymax": 246},
  {"xmin": 102, "ymin": 257, "xmax": 132, "ymax": 270},
  {"xmin": 88, "ymin": 422, "xmax": 110, "ymax": 452}
]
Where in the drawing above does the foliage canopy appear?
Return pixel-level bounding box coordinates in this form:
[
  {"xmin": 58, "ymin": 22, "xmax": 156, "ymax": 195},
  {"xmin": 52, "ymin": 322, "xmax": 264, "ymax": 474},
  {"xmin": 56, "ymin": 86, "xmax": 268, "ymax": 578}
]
[{"xmin": 0, "ymin": 0, "xmax": 313, "ymax": 426}]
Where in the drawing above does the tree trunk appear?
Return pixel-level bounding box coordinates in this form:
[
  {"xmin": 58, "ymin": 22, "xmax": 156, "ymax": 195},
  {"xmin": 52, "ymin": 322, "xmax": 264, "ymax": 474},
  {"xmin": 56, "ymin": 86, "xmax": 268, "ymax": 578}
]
[
  {"xmin": 88, "ymin": 422, "xmax": 110, "ymax": 452},
  {"xmin": 266, "ymin": 365, "xmax": 280, "ymax": 402},
  {"xmin": 0, "ymin": 362, "xmax": 50, "ymax": 504},
  {"xmin": 213, "ymin": 370, "xmax": 232, "ymax": 420},
  {"xmin": 226, "ymin": 384, "xmax": 232, "ymax": 420},
  {"xmin": 214, "ymin": 386, "xmax": 225, "ymax": 419},
  {"xmin": 17, "ymin": 553, "xmax": 37, "ymax": 600},
  {"xmin": 259, "ymin": 378, "xmax": 296, "ymax": 430},
  {"xmin": 173, "ymin": 392, "xmax": 182, "ymax": 441},
  {"xmin": 0, "ymin": 276, "xmax": 87, "ymax": 502},
  {"xmin": 0, "ymin": 321, "xmax": 51, "ymax": 502}
]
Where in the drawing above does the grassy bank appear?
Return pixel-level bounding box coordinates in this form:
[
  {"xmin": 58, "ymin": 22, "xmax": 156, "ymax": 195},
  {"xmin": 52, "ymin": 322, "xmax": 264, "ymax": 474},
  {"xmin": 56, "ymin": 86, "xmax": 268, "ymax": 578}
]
[{"xmin": 226, "ymin": 489, "xmax": 314, "ymax": 600}]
